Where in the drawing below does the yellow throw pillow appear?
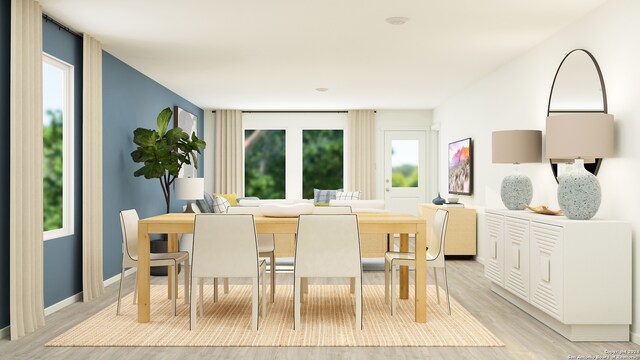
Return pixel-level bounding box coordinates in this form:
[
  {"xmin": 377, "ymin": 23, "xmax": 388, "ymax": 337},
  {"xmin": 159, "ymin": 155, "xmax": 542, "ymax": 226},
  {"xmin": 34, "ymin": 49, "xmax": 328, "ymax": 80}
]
[{"xmin": 213, "ymin": 193, "xmax": 238, "ymax": 206}]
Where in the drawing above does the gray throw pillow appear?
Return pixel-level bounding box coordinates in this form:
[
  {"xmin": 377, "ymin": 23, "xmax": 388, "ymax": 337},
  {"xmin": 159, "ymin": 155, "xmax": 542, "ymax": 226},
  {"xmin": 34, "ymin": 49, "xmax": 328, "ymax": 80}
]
[{"xmin": 313, "ymin": 188, "xmax": 343, "ymax": 204}]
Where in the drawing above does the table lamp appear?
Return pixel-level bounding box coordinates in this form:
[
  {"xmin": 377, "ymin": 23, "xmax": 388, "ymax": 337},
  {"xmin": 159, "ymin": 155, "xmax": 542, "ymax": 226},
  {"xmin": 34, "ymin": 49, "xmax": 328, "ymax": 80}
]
[
  {"xmin": 546, "ymin": 113, "xmax": 614, "ymax": 219},
  {"xmin": 492, "ymin": 130, "xmax": 542, "ymax": 210},
  {"xmin": 175, "ymin": 177, "xmax": 204, "ymax": 213}
]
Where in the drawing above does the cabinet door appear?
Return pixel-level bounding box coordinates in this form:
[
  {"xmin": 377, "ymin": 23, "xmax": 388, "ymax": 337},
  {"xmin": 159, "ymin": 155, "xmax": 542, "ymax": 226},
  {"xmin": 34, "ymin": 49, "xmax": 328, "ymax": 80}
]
[
  {"xmin": 484, "ymin": 213, "xmax": 504, "ymax": 285},
  {"xmin": 530, "ymin": 222, "xmax": 564, "ymax": 321},
  {"xmin": 504, "ymin": 217, "xmax": 530, "ymax": 301}
]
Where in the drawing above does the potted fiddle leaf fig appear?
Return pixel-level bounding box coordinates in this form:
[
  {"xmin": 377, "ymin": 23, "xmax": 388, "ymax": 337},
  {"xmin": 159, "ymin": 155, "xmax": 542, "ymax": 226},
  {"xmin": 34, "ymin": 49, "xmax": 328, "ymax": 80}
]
[{"xmin": 130, "ymin": 107, "xmax": 206, "ymax": 213}]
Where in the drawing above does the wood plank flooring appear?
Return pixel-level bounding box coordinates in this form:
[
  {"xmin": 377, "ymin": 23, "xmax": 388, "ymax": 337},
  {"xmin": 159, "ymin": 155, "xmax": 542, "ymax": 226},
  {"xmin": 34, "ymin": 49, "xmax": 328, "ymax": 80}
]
[{"xmin": 0, "ymin": 260, "xmax": 638, "ymax": 359}]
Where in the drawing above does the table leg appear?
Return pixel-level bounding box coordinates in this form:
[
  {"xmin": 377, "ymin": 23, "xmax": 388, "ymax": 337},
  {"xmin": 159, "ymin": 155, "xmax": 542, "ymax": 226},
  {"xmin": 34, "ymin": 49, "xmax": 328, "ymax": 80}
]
[
  {"xmin": 415, "ymin": 222, "xmax": 427, "ymax": 323},
  {"xmin": 137, "ymin": 223, "xmax": 151, "ymax": 323},
  {"xmin": 167, "ymin": 233, "xmax": 179, "ymax": 299},
  {"xmin": 400, "ymin": 233, "xmax": 409, "ymax": 299}
]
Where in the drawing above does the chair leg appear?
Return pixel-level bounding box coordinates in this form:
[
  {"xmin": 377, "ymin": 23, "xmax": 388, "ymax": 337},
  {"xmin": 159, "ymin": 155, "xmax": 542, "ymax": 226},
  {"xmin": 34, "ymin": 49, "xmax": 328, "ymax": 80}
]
[
  {"xmin": 213, "ymin": 278, "xmax": 219, "ymax": 303},
  {"xmin": 350, "ymin": 277, "xmax": 356, "ymax": 294},
  {"xmin": 301, "ymin": 277, "xmax": 308, "ymax": 303},
  {"xmin": 172, "ymin": 261, "xmax": 178, "ymax": 316},
  {"xmin": 434, "ymin": 267, "xmax": 440, "ymax": 304},
  {"xmin": 224, "ymin": 278, "xmax": 229, "ymax": 294},
  {"xmin": 294, "ymin": 277, "xmax": 301, "ymax": 330},
  {"xmin": 270, "ymin": 252, "xmax": 276, "ymax": 303},
  {"xmin": 133, "ymin": 268, "xmax": 138, "ymax": 305},
  {"xmin": 184, "ymin": 261, "xmax": 190, "ymax": 304},
  {"xmin": 198, "ymin": 278, "xmax": 204, "ymax": 317},
  {"xmin": 116, "ymin": 267, "xmax": 125, "ymax": 315},
  {"xmin": 443, "ymin": 264, "xmax": 452, "ymax": 315},
  {"xmin": 190, "ymin": 277, "xmax": 198, "ymax": 331},
  {"xmin": 391, "ymin": 263, "xmax": 397, "ymax": 316},
  {"xmin": 355, "ymin": 276, "xmax": 362, "ymax": 331},
  {"xmin": 384, "ymin": 258, "xmax": 390, "ymax": 305},
  {"xmin": 261, "ymin": 267, "xmax": 267, "ymax": 319},
  {"xmin": 252, "ymin": 277, "xmax": 259, "ymax": 331}
]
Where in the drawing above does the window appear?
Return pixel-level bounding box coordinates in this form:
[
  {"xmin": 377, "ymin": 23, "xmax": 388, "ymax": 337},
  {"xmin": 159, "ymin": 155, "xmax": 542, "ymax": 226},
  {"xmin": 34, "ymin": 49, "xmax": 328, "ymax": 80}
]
[
  {"xmin": 43, "ymin": 53, "xmax": 74, "ymax": 240},
  {"xmin": 244, "ymin": 129, "xmax": 286, "ymax": 199},
  {"xmin": 391, "ymin": 140, "xmax": 419, "ymax": 188},
  {"xmin": 243, "ymin": 113, "xmax": 347, "ymax": 199},
  {"xmin": 302, "ymin": 130, "xmax": 344, "ymax": 199}
]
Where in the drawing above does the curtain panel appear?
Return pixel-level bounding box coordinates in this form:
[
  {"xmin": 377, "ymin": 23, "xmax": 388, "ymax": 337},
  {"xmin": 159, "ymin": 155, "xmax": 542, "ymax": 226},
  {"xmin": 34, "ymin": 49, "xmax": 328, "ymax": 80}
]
[
  {"xmin": 214, "ymin": 110, "xmax": 243, "ymax": 195},
  {"xmin": 9, "ymin": 0, "xmax": 45, "ymax": 339},
  {"xmin": 347, "ymin": 110, "xmax": 376, "ymax": 199},
  {"xmin": 82, "ymin": 34, "xmax": 104, "ymax": 302}
]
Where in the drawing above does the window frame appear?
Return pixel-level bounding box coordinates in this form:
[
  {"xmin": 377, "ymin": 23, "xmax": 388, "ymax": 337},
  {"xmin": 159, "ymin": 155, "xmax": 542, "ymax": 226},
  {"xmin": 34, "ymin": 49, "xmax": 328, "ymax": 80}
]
[
  {"xmin": 242, "ymin": 113, "xmax": 348, "ymax": 199},
  {"xmin": 42, "ymin": 52, "xmax": 75, "ymax": 241}
]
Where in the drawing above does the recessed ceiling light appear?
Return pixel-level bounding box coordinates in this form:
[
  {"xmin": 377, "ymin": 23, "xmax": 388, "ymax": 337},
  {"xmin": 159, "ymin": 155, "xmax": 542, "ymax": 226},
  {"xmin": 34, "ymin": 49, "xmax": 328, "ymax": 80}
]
[
  {"xmin": 385, "ymin": 17, "xmax": 409, "ymax": 25},
  {"xmin": 315, "ymin": 87, "xmax": 329, "ymax": 92}
]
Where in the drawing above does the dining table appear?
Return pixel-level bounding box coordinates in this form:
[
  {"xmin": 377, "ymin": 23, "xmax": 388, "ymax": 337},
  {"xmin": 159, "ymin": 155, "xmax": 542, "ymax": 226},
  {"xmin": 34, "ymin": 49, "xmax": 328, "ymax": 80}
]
[{"xmin": 135, "ymin": 212, "xmax": 428, "ymax": 323}]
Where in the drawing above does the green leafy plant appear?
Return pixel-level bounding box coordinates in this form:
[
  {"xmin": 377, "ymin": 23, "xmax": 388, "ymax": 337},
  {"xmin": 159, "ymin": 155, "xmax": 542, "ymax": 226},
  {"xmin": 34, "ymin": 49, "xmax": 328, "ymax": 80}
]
[{"xmin": 130, "ymin": 107, "xmax": 206, "ymax": 213}]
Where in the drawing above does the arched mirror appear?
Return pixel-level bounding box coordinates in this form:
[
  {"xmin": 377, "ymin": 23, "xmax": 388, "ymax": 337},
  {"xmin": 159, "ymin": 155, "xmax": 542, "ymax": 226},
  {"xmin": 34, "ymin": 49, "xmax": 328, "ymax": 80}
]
[{"xmin": 547, "ymin": 49, "xmax": 608, "ymax": 181}]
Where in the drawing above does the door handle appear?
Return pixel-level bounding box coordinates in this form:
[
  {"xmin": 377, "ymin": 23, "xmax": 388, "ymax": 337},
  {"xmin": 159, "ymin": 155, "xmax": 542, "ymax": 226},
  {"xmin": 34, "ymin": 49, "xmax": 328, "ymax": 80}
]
[{"xmin": 385, "ymin": 188, "xmax": 390, "ymax": 192}]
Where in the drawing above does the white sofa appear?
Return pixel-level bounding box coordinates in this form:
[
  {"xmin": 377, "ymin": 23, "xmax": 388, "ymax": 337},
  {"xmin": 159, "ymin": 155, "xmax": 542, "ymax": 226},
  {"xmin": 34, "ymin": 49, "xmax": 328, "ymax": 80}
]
[{"xmin": 330, "ymin": 199, "xmax": 387, "ymax": 213}]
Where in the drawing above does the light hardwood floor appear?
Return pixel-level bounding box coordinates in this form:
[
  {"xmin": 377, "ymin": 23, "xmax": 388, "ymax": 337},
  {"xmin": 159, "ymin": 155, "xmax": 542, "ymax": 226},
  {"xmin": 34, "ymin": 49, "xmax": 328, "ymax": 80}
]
[{"xmin": 0, "ymin": 260, "xmax": 638, "ymax": 359}]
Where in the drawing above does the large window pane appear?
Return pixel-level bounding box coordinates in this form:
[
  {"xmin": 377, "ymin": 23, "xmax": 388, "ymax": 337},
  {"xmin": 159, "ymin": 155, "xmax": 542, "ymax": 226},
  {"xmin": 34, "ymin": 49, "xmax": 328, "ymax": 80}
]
[
  {"xmin": 244, "ymin": 129, "xmax": 286, "ymax": 199},
  {"xmin": 302, "ymin": 130, "xmax": 344, "ymax": 199},
  {"xmin": 391, "ymin": 140, "xmax": 419, "ymax": 188},
  {"xmin": 43, "ymin": 61, "xmax": 65, "ymax": 232}
]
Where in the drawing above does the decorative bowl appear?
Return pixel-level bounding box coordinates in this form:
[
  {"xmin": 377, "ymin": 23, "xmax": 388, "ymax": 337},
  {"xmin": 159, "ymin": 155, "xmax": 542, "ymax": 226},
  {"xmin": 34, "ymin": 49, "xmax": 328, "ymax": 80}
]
[{"xmin": 447, "ymin": 197, "xmax": 459, "ymax": 204}]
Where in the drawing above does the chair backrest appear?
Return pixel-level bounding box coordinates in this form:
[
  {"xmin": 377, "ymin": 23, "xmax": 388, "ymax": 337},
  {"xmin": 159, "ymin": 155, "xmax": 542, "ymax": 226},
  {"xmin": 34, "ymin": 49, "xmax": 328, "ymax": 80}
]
[
  {"xmin": 120, "ymin": 209, "xmax": 140, "ymax": 260},
  {"xmin": 295, "ymin": 214, "xmax": 362, "ymax": 278},
  {"xmin": 427, "ymin": 209, "xmax": 449, "ymax": 260},
  {"xmin": 191, "ymin": 214, "xmax": 259, "ymax": 278},
  {"xmin": 312, "ymin": 206, "xmax": 352, "ymax": 214}
]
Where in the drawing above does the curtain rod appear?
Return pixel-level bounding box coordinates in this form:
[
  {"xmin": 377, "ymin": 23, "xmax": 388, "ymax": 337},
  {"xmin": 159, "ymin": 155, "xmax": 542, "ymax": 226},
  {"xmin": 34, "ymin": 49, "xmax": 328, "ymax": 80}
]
[
  {"xmin": 212, "ymin": 110, "xmax": 377, "ymax": 114},
  {"xmin": 43, "ymin": 14, "xmax": 83, "ymax": 38}
]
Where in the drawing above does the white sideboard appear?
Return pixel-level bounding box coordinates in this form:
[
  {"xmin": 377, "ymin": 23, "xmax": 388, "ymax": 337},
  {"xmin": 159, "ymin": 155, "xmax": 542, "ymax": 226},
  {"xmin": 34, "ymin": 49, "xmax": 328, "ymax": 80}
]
[{"xmin": 484, "ymin": 209, "xmax": 631, "ymax": 341}]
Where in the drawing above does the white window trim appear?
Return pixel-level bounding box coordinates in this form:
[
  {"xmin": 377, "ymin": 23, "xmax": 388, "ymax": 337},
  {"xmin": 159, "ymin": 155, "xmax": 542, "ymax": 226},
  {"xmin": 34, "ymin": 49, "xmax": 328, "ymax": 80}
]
[
  {"xmin": 43, "ymin": 53, "xmax": 75, "ymax": 241},
  {"xmin": 243, "ymin": 112, "xmax": 348, "ymax": 199}
]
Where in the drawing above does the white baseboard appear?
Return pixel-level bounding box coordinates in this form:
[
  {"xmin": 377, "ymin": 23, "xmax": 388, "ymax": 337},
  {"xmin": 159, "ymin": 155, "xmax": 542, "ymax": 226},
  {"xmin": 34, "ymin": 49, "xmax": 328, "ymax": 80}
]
[
  {"xmin": 631, "ymin": 330, "xmax": 640, "ymax": 345},
  {"xmin": 474, "ymin": 255, "xmax": 485, "ymax": 265},
  {"xmin": 104, "ymin": 268, "xmax": 136, "ymax": 287},
  {"xmin": 0, "ymin": 325, "xmax": 9, "ymax": 339},
  {"xmin": 45, "ymin": 292, "xmax": 83, "ymax": 316}
]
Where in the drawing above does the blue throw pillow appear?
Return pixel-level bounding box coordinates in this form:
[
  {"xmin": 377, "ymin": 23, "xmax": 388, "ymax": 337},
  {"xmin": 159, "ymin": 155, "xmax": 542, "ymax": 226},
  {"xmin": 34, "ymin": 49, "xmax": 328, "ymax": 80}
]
[
  {"xmin": 313, "ymin": 188, "xmax": 343, "ymax": 204},
  {"xmin": 196, "ymin": 192, "xmax": 215, "ymax": 213}
]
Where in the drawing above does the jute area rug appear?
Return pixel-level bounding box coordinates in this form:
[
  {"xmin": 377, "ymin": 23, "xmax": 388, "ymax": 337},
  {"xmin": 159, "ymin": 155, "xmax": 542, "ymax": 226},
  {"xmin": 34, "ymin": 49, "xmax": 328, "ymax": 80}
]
[{"xmin": 47, "ymin": 284, "xmax": 503, "ymax": 347}]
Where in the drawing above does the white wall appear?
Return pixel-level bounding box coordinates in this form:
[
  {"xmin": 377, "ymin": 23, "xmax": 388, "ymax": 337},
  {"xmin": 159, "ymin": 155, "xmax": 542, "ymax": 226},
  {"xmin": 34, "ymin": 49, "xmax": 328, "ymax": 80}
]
[
  {"xmin": 374, "ymin": 110, "xmax": 435, "ymax": 200},
  {"xmin": 434, "ymin": 0, "xmax": 640, "ymax": 341}
]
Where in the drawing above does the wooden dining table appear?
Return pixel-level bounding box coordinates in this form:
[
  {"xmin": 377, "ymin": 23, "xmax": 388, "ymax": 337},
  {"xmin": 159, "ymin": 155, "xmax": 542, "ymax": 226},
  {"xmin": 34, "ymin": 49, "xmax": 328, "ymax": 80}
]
[{"xmin": 136, "ymin": 212, "xmax": 428, "ymax": 323}]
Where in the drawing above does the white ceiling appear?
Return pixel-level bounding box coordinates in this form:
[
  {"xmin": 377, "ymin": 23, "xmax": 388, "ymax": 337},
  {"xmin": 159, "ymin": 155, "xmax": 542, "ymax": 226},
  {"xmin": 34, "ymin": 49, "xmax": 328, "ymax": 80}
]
[{"xmin": 40, "ymin": 0, "xmax": 608, "ymax": 110}]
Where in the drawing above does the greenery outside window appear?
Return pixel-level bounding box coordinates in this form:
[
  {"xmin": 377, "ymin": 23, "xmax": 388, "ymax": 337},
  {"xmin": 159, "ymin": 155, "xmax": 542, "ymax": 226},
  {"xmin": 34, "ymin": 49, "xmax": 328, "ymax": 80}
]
[
  {"xmin": 302, "ymin": 130, "xmax": 344, "ymax": 199},
  {"xmin": 43, "ymin": 53, "xmax": 74, "ymax": 240},
  {"xmin": 244, "ymin": 129, "xmax": 286, "ymax": 199}
]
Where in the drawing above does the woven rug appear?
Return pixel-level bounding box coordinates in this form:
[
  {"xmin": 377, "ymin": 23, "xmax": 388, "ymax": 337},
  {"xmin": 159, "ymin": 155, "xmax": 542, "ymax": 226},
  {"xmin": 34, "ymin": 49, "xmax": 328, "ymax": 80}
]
[{"xmin": 47, "ymin": 284, "xmax": 503, "ymax": 347}]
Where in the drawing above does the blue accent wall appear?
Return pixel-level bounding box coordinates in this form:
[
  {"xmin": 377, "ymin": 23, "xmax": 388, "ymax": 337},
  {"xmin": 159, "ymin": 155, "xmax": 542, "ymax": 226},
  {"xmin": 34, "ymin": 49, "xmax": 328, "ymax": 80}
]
[
  {"xmin": 102, "ymin": 52, "xmax": 204, "ymax": 280},
  {"xmin": 0, "ymin": 0, "xmax": 11, "ymax": 329},
  {"xmin": 42, "ymin": 19, "xmax": 84, "ymax": 308}
]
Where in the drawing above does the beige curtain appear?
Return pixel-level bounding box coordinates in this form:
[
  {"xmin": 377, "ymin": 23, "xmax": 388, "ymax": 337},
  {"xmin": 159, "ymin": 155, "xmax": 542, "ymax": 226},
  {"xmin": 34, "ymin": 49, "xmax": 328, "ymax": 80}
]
[
  {"xmin": 10, "ymin": 0, "xmax": 45, "ymax": 340},
  {"xmin": 214, "ymin": 110, "xmax": 243, "ymax": 194},
  {"xmin": 347, "ymin": 110, "xmax": 376, "ymax": 199},
  {"xmin": 82, "ymin": 34, "xmax": 104, "ymax": 302}
]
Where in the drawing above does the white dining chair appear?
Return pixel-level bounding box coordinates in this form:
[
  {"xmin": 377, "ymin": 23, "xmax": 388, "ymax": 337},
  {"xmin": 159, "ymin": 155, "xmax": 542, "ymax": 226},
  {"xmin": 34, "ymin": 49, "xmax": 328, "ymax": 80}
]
[
  {"xmin": 117, "ymin": 209, "xmax": 190, "ymax": 316},
  {"xmin": 227, "ymin": 206, "xmax": 276, "ymax": 303},
  {"xmin": 294, "ymin": 214, "xmax": 363, "ymax": 330},
  {"xmin": 384, "ymin": 209, "xmax": 450, "ymax": 315},
  {"xmin": 189, "ymin": 214, "xmax": 267, "ymax": 331}
]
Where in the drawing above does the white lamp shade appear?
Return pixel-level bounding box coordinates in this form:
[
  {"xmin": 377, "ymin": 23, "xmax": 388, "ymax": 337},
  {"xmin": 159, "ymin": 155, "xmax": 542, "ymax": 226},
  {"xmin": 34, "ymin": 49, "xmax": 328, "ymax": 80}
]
[
  {"xmin": 546, "ymin": 113, "xmax": 614, "ymax": 161},
  {"xmin": 175, "ymin": 177, "xmax": 204, "ymax": 200},
  {"xmin": 492, "ymin": 130, "xmax": 542, "ymax": 164}
]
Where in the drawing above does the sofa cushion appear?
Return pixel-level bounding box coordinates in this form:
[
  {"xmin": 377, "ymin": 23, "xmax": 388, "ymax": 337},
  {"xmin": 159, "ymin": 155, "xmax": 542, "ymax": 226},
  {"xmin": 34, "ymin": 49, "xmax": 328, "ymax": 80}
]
[
  {"xmin": 213, "ymin": 193, "xmax": 238, "ymax": 206},
  {"xmin": 259, "ymin": 203, "xmax": 314, "ymax": 217},
  {"xmin": 336, "ymin": 191, "xmax": 361, "ymax": 200},
  {"xmin": 313, "ymin": 188, "xmax": 342, "ymax": 204},
  {"xmin": 212, "ymin": 195, "xmax": 231, "ymax": 213},
  {"xmin": 196, "ymin": 192, "xmax": 216, "ymax": 213}
]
